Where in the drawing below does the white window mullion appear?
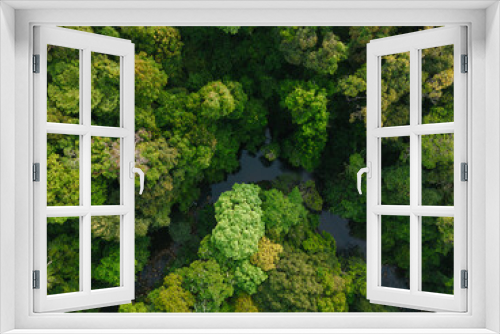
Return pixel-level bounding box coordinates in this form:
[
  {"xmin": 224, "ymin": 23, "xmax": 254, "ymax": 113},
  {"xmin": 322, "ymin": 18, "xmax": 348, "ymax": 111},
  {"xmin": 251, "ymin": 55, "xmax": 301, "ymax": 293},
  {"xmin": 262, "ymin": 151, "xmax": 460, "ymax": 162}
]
[
  {"xmin": 409, "ymin": 47, "xmax": 420, "ymax": 295},
  {"xmin": 33, "ymin": 27, "xmax": 49, "ymax": 309},
  {"xmin": 452, "ymin": 26, "xmax": 468, "ymax": 304},
  {"xmin": 366, "ymin": 42, "xmax": 380, "ymax": 297},
  {"xmin": 119, "ymin": 56, "xmax": 125, "ymax": 288},
  {"xmin": 121, "ymin": 49, "xmax": 136, "ymax": 293},
  {"xmin": 416, "ymin": 48, "xmax": 423, "ymax": 293},
  {"xmin": 82, "ymin": 214, "xmax": 91, "ymax": 294},
  {"xmin": 82, "ymin": 47, "xmax": 92, "ymax": 294},
  {"xmin": 78, "ymin": 48, "xmax": 85, "ymax": 293}
]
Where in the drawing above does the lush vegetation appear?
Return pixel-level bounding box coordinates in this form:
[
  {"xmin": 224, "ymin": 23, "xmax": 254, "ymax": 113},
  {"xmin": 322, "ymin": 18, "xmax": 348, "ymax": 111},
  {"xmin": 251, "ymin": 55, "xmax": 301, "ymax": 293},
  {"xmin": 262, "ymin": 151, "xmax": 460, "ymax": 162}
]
[{"xmin": 46, "ymin": 26, "xmax": 455, "ymax": 312}]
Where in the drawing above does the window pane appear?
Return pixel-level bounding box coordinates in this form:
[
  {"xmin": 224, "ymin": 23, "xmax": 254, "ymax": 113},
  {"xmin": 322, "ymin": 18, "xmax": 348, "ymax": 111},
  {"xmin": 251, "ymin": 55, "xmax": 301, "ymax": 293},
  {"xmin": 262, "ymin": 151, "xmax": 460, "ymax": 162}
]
[
  {"xmin": 91, "ymin": 137, "xmax": 120, "ymax": 206},
  {"xmin": 47, "ymin": 45, "xmax": 80, "ymax": 124},
  {"xmin": 381, "ymin": 52, "xmax": 410, "ymax": 127},
  {"xmin": 421, "ymin": 217, "xmax": 454, "ymax": 294},
  {"xmin": 91, "ymin": 52, "xmax": 121, "ymax": 127},
  {"xmin": 47, "ymin": 217, "xmax": 80, "ymax": 295},
  {"xmin": 47, "ymin": 134, "xmax": 80, "ymax": 206},
  {"xmin": 421, "ymin": 133, "xmax": 454, "ymax": 206},
  {"xmin": 421, "ymin": 45, "xmax": 454, "ymax": 124},
  {"xmin": 91, "ymin": 215, "xmax": 121, "ymax": 290},
  {"xmin": 381, "ymin": 137, "xmax": 410, "ymax": 205},
  {"xmin": 381, "ymin": 215, "xmax": 410, "ymax": 290}
]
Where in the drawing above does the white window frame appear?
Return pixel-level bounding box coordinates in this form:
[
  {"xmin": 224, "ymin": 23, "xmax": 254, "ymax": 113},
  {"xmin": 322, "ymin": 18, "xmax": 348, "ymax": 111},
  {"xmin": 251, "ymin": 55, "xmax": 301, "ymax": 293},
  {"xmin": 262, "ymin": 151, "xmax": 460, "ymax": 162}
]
[
  {"xmin": 33, "ymin": 26, "xmax": 136, "ymax": 313},
  {"xmin": 366, "ymin": 26, "xmax": 467, "ymax": 312},
  {"xmin": 0, "ymin": 1, "xmax": 499, "ymax": 333}
]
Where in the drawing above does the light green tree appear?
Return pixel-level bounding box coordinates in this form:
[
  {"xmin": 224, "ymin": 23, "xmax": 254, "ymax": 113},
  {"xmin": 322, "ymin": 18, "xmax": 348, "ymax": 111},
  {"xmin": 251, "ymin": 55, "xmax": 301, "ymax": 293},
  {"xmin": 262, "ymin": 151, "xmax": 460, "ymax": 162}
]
[{"xmin": 212, "ymin": 183, "xmax": 264, "ymax": 261}]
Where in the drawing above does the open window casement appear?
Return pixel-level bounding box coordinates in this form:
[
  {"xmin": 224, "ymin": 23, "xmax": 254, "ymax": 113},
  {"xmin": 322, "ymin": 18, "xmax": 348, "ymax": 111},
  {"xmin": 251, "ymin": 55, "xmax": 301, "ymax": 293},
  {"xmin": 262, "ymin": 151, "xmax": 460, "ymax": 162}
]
[
  {"xmin": 33, "ymin": 26, "xmax": 142, "ymax": 312},
  {"xmin": 359, "ymin": 26, "xmax": 467, "ymax": 312}
]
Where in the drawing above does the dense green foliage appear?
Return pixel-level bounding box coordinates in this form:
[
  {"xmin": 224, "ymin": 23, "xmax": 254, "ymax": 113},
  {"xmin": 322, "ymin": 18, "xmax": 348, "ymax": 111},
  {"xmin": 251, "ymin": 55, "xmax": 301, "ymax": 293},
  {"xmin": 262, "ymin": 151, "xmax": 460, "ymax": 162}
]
[
  {"xmin": 261, "ymin": 187, "xmax": 308, "ymax": 241},
  {"xmin": 46, "ymin": 26, "xmax": 454, "ymax": 311},
  {"xmin": 212, "ymin": 183, "xmax": 264, "ymax": 261},
  {"xmin": 255, "ymin": 250, "xmax": 347, "ymax": 312}
]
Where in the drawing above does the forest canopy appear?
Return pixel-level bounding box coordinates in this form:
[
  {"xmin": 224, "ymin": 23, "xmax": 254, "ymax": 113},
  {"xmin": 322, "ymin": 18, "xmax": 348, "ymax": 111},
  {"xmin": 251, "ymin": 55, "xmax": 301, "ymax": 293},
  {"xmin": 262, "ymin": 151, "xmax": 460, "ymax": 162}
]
[{"xmin": 46, "ymin": 26, "xmax": 455, "ymax": 312}]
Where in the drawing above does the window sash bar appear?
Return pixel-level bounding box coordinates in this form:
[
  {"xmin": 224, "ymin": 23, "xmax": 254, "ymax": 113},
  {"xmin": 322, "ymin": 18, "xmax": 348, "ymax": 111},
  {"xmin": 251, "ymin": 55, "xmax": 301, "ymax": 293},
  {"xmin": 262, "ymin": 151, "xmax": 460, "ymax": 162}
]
[
  {"xmin": 372, "ymin": 205, "xmax": 454, "ymax": 217},
  {"xmin": 46, "ymin": 122, "xmax": 129, "ymax": 138},
  {"xmin": 46, "ymin": 205, "xmax": 131, "ymax": 217},
  {"xmin": 372, "ymin": 122, "xmax": 454, "ymax": 138}
]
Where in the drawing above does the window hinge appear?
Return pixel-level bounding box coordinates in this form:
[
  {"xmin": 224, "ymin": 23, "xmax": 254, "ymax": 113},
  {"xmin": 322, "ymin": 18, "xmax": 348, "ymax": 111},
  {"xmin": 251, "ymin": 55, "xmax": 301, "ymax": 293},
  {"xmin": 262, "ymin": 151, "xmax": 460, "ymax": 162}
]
[
  {"xmin": 33, "ymin": 163, "xmax": 40, "ymax": 182},
  {"xmin": 461, "ymin": 270, "xmax": 468, "ymax": 289},
  {"xmin": 33, "ymin": 54, "xmax": 40, "ymax": 73},
  {"xmin": 461, "ymin": 162, "xmax": 468, "ymax": 181},
  {"xmin": 461, "ymin": 54, "xmax": 468, "ymax": 73},
  {"xmin": 33, "ymin": 270, "xmax": 40, "ymax": 289}
]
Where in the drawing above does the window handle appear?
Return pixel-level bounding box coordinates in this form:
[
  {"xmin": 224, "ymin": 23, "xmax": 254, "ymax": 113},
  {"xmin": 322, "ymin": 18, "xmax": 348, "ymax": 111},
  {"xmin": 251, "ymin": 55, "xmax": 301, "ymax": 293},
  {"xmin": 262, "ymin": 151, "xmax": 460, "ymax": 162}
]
[
  {"xmin": 357, "ymin": 162, "xmax": 371, "ymax": 195},
  {"xmin": 129, "ymin": 162, "xmax": 145, "ymax": 195}
]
